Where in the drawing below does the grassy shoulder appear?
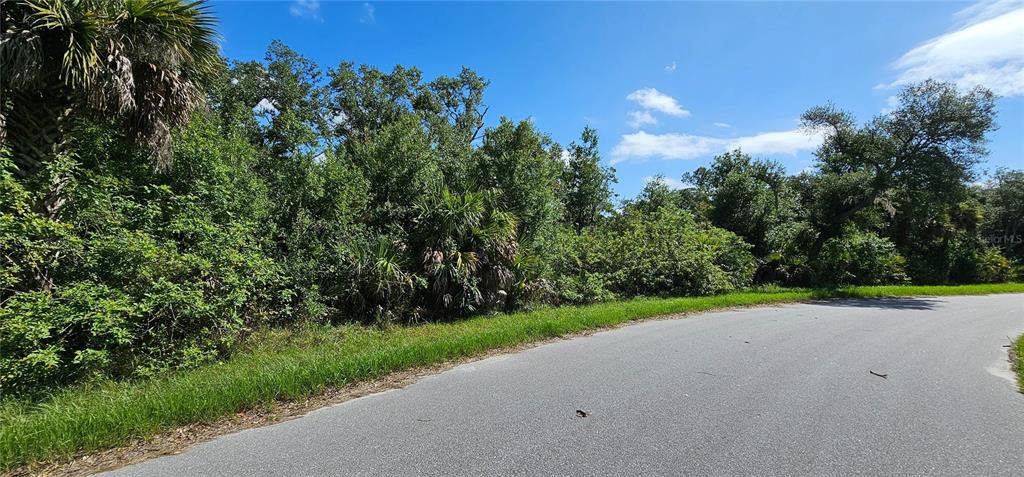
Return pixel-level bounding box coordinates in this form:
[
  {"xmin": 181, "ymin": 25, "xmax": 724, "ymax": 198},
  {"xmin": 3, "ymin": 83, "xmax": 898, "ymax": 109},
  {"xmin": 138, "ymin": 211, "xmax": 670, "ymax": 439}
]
[
  {"xmin": 1012, "ymin": 333, "xmax": 1024, "ymax": 394},
  {"xmin": 2, "ymin": 283, "xmax": 1023, "ymax": 471}
]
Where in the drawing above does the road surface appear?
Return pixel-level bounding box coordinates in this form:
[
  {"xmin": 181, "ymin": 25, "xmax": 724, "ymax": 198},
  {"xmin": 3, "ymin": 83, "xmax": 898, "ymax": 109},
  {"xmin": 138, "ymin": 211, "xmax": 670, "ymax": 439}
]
[{"xmin": 104, "ymin": 294, "xmax": 1024, "ymax": 476}]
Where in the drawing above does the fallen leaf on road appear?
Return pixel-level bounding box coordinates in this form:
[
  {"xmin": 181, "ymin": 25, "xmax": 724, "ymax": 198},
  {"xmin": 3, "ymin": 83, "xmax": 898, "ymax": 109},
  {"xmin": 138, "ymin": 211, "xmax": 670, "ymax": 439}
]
[{"xmin": 576, "ymin": 409, "xmax": 588, "ymax": 418}]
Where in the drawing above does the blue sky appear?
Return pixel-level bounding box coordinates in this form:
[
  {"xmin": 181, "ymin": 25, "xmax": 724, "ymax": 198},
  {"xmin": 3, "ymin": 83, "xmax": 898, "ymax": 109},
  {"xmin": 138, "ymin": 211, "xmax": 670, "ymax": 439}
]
[{"xmin": 212, "ymin": 1, "xmax": 1024, "ymax": 200}]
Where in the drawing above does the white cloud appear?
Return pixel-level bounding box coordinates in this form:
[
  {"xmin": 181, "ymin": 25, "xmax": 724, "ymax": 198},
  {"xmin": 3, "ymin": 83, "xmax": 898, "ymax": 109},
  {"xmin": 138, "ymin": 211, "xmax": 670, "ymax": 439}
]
[
  {"xmin": 610, "ymin": 128, "xmax": 824, "ymax": 165},
  {"xmin": 712, "ymin": 122, "xmax": 732, "ymax": 128},
  {"xmin": 361, "ymin": 2, "xmax": 376, "ymax": 23},
  {"xmin": 610, "ymin": 131, "xmax": 721, "ymax": 163},
  {"xmin": 254, "ymin": 98, "xmax": 278, "ymax": 115},
  {"xmin": 644, "ymin": 175, "xmax": 688, "ymax": 190},
  {"xmin": 728, "ymin": 129, "xmax": 824, "ymax": 156},
  {"xmin": 884, "ymin": 2, "xmax": 1024, "ymax": 96},
  {"xmin": 289, "ymin": 0, "xmax": 322, "ymax": 21},
  {"xmin": 952, "ymin": 0, "xmax": 1021, "ymax": 27},
  {"xmin": 665, "ymin": 61, "xmax": 677, "ymax": 72},
  {"xmin": 627, "ymin": 110, "xmax": 658, "ymax": 129},
  {"xmin": 626, "ymin": 88, "xmax": 690, "ymax": 117}
]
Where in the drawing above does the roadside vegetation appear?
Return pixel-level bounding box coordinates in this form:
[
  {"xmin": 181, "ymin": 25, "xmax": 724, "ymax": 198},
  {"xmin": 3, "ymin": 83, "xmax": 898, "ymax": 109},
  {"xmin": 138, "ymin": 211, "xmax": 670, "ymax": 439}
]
[
  {"xmin": 1013, "ymin": 334, "xmax": 1024, "ymax": 393},
  {"xmin": 1, "ymin": 0, "xmax": 1024, "ymax": 469},
  {"xmin": 1, "ymin": 283, "xmax": 1022, "ymax": 471}
]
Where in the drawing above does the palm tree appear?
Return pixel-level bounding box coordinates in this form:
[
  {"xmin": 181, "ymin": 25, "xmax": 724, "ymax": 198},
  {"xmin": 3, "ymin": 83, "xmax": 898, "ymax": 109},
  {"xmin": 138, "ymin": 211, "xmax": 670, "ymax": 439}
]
[
  {"xmin": 414, "ymin": 189, "xmax": 520, "ymax": 314},
  {"xmin": 0, "ymin": 0, "xmax": 219, "ymax": 217}
]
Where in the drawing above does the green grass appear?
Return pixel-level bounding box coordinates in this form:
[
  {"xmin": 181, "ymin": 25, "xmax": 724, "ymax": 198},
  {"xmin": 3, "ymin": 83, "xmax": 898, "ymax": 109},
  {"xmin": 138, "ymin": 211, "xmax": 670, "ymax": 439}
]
[
  {"xmin": 1012, "ymin": 333, "xmax": 1024, "ymax": 394},
  {"xmin": 1, "ymin": 283, "xmax": 1022, "ymax": 471}
]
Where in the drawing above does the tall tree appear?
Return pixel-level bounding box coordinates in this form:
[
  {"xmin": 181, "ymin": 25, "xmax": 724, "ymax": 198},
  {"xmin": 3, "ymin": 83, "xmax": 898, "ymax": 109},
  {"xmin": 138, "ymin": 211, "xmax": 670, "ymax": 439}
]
[
  {"xmin": 801, "ymin": 80, "xmax": 997, "ymax": 255},
  {"xmin": 0, "ymin": 0, "xmax": 220, "ymax": 217},
  {"xmin": 474, "ymin": 118, "xmax": 563, "ymax": 249},
  {"xmin": 684, "ymin": 150, "xmax": 809, "ymax": 282},
  {"xmin": 560, "ymin": 127, "xmax": 616, "ymax": 231},
  {"xmin": 684, "ymin": 150, "xmax": 800, "ymax": 256},
  {"xmin": 981, "ymin": 169, "xmax": 1024, "ymax": 262}
]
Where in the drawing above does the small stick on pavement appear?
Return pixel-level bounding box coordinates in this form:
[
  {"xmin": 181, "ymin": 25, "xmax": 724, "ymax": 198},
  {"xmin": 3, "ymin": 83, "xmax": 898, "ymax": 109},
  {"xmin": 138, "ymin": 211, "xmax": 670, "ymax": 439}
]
[{"xmin": 869, "ymin": 370, "xmax": 888, "ymax": 379}]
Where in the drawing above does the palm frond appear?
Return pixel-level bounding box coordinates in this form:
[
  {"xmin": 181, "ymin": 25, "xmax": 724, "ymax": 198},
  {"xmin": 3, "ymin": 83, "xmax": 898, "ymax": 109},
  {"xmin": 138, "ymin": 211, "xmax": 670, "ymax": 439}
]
[
  {"xmin": 27, "ymin": 0, "xmax": 107, "ymax": 88},
  {"xmin": 118, "ymin": 0, "xmax": 220, "ymax": 80},
  {"xmin": 0, "ymin": 4, "xmax": 45, "ymax": 89}
]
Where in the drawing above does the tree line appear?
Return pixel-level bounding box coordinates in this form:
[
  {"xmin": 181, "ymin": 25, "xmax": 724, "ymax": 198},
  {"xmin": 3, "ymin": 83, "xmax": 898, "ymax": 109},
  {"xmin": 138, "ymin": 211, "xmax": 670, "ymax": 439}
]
[{"xmin": 1, "ymin": 1, "xmax": 1021, "ymax": 396}]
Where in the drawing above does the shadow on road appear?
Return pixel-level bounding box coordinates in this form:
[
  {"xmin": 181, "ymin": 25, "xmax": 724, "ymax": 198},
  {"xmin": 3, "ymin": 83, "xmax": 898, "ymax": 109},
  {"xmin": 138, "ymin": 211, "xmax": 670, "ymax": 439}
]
[{"xmin": 813, "ymin": 297, "xmax": 941, "ymax": 310}]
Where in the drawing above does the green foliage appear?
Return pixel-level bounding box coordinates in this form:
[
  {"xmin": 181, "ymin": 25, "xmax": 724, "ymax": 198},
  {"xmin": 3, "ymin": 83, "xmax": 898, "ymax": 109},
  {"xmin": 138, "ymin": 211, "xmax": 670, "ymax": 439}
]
[
  {"xmin": 560, "ymin": 127, "xmax": 616, "ymax": 231},
  {"xmin": 815, "ymin": 228, "xmax": 909, "ymax": 286},
  {"xmin": 981, "ymin": 169, "xmax": 1024, "ymax": 263},
  {"xmin": 555, "ymin": 204, "xmax": 755, "ymax": 300},
  {"xmin": 1, "ymin": 117, "xmax": 281, "ymax": 395},
  {"xmin": 1, "ymin": 0, "xmax": 220, "ymax": 177},
  {"xmin": 1013, "ymin": 333, "xmax": 1024, "ymax": 393},
  {"xmin": 1, "ymin": 23, "xmax": 1018, "ymax": 403},
  {"xmin": 342, "ymin": 237, "xmax": 416, "ymax": 325},
  {"xmin": 684, "ymin": 150, "xmax": 810, "ymax": 282},
  {"xmin": 475, "ymin": 118, "xmax": 564, "ymax": 251}
]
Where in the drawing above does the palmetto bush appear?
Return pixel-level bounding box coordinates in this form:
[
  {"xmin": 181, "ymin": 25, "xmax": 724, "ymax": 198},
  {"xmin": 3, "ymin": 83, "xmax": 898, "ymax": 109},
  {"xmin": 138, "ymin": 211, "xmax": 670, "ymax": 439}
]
[
  {"xmin": 343, "ymin": 237, "xmax": 416, "ymax": 325},
  {"xmin": 413, "ymin": 189, "xmax": 520, "ymax": 317}
]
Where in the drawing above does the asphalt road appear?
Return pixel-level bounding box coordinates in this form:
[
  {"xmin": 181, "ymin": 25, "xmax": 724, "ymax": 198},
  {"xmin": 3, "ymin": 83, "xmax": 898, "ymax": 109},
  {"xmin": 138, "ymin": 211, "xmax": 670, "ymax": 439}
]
[{"xmin": 104, "ymin": 294, "xmax": 1024, "ymax": 476}]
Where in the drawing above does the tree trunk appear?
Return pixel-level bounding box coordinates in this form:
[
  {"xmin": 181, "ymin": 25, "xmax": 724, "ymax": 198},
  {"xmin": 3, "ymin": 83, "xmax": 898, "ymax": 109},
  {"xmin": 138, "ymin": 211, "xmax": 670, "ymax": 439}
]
[
  {"xmin": 4, "ymin": 87, "xmax": 73, "ymax": 219},
  {"xmin": 2, "ymin": 86, "xmax": 73, "ymax": 292}
]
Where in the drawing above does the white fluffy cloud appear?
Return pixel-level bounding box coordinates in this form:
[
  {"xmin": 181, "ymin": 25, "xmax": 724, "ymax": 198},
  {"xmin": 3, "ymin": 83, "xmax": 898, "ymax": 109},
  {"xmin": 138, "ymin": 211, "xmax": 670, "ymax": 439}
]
[
  {"xmin": 884, "ymin": 1, "xmax": 1024, "ymax": 96},
  {"xmin": 626, "ymin": 88, "xmax": 690, "ymax": 117},
  {"xmin": 253, "ymin": 98, "xmax": 278, "ymax": 115},
  {"xmin": 289, "ymin": 0, "xmax": 322, "ymax": 21},
  {"xmin": 627, "ymin": 110, "xmax": 658, "ymax": 129},
  {"xmin": 610, "ymin": 132, "xmax": 720, "ymax": 163},
  {"xmin": 712, "ymin": 122, "xmax": 732, "ymax": 128},
  {"xmin": 728, "ymin": 129, "xmax": 824, "ymax": 156},
  {"xmin": 610, "ymin": 128, "xmax": 824, "ymax": 164}
]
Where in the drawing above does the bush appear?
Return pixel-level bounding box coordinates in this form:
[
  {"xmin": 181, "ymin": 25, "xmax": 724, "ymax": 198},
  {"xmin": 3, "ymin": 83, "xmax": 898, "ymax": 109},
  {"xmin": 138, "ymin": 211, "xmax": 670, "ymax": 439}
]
[
  {"xmin": 814, "ymin": 229, "xmax": 909, "ymax": 285},
  {"xmin": 548, "ymin": 229, "xmax": 616, "ymax": 304},
  {"xmin": 1, "ymin": 121, "xmax": 282, "ymax": 395},
  {"xmin": 554, "ymin": 206, "xmax": 755, "ymax": 300},
  {"xmin": 951, "ymin": 245, "xmax": 1011, "ymax": 283}
]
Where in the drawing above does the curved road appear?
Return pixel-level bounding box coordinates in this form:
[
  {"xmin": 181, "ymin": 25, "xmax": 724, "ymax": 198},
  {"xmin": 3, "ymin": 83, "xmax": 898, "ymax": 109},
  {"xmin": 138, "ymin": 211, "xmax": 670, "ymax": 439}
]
[{"xmin": 105, "ymin": 294, "xmax": 1024, "ymax": 476}]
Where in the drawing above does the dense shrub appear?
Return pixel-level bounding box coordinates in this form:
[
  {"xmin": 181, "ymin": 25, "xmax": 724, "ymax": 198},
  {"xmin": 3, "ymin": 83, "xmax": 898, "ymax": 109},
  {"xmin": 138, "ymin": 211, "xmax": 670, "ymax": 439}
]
[
  {"xmin": 1, "ymin": 120, "xmax": 282, "ymax": 395},
  {"xmin": 814, "ymin": 229, "xmax": 909, "ymax": 286},
  {"xmin": 980, "ymin": 169, "xmax": 1024, "ymax": 263},
  {"xmin": 950, "ymin": 244, "xmax": 1012, "ymax": 284},
  {"xmin": 554, "ymin": 205, "xmax": 755, "ymax": 300}
]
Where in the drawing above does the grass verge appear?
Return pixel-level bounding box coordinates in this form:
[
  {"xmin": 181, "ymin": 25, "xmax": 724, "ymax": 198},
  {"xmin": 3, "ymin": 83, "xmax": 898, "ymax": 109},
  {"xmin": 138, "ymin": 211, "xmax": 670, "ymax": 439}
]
[
  {"xmin": 1012, "ymin": 333, "xmax": 1024, "ymax": 394},
  {"xmin": 2, "ymin": 283, "xmax": 1023, "ymax": 471}
]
